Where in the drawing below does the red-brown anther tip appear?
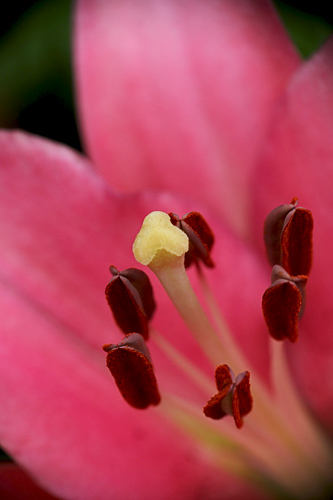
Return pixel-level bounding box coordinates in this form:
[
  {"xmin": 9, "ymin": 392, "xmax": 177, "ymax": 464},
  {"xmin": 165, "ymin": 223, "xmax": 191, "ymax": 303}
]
[
  {"xmin": 203, "ymin": 364, "xmax": 233, "ymax": 420},
  {"xmin": 203, "ymin": 365, "xmax": 252, "ymax": 428},
  {"xmin": 105, "ymin": 276, "xmax": 149, "ymax": 339},
  {"xmin": 232, "ymin": 372, "xmax": 252, "ymax": 429},
  {"xmin": 271, "ymin": 265, "xmax": 308, "ymax": 318},
  {"xmin": 215, "ymin": 363, "xmax": 234, "ymax": 391},
  {"xmin": 262, "ymin": 280, "xmax": 302, "ymax": 342},
  {"xmin": 118, "ymin": 267, "xmax": 156, "ymax": 320},
  {"xmin": 263, "ymin": 199, "xmax": 313, "ymax": 277},
  {"xmin": 104, "ymin": 333, "xmax": 160, "ymax": 409},
  {"xmin": 281, "ymin": 207, "xmax": 313, "ymax": 276},
  {"xmin": 231, "ymin": 389, "xmax": 243, "ymax": 428},
  {"xmin": 105, "ymin": 266, "xmax": 155, "ymax": 340},
  {"xmin": 203, "ymin": 384, "xmax": 232, "ymax": 420},
  {"xmin": 263, "ymin": 200, "xmax": 298, "ymax": 267},
  {"xmin": 102, "ymin": 343, "xmax": 113, "ymax": 353},
  {"xmin": 203, "ymin": 390, "xmax": 229, "ymax": 420},
  {"xmin": 169, "ymin": 212, "xmax": 215, "ymax": 268}
]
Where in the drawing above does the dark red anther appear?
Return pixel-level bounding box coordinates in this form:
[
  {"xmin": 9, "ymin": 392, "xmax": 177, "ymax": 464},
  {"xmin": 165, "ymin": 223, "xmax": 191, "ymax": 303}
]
[
  {"xmin": 262, "ymin": 265, "xmax": 308, "ymax": 342},
  {"xmin": 103, "ymin": 333, "xmax": 161, "ymax": 409},
  {"xmin": 281, "ymin": 206, "xmax": 313, "ymax": 277},
  {"xmin": 264, "ymin": 197, "xmax": 298, "ymax": 267},
  {"xmin": 105, "ymin": 266, "xmax": 155, "ymax": 339},
  {"xmin": 264, "ymin": 198, "xmax": 313, "ymax": 276},
  {"xmin": 169, "ymin": 212, "xmax": 214, "ymax": 268},
  {"xmin": 203, "ymin": 365, "xmax": 252, "ymax": 429}
]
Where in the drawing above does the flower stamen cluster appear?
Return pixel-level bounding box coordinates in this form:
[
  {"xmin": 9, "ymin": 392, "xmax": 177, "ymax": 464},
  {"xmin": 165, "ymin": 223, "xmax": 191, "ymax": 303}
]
[
  {"xmin": 101, "ymin": 205, "xmax": 332, "ymax": 499},
  {"xmin": 262, "ymin": 198, "xmax": 313, "ymax": 342}
]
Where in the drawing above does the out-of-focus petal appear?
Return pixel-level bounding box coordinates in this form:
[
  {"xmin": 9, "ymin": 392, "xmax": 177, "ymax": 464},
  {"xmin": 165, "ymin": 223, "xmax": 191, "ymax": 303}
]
[
  {"xmin": 0, "ymin": 130, "xmax": 270, "ymax": 498},
  {"xmin": 0, "ymin": 130, "xmax": 269, "ymax": 384},
  {"xmin": 0, "ymin": 130, "xmax": 134, "ymax": 350},
  {"xmin": 75, "ymin": 0, "xmax": 300, "ymax": 236},
  {"xmin": 252, "ymin": 38, "xmax": 333, "ymax": 431},
  {"xmin": 1, "ymin": 280, "xmax": 249, "ymax": 500}
]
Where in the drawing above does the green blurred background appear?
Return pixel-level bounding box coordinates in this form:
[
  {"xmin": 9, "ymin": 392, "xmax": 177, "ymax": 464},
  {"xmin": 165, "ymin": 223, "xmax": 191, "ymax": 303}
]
[
  {"xmin": 0, "ymin": 0, "xmax": 332, "ymax": 157},
  {"xmin": 0, "ymin": 0, "xmax": 81, "ymax": 151}
]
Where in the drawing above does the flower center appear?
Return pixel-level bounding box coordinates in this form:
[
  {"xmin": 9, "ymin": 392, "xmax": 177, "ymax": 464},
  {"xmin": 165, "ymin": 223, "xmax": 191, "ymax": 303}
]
[{"xmin": 103, "ymin": 206, "xmax": 333, "ymax": 499}]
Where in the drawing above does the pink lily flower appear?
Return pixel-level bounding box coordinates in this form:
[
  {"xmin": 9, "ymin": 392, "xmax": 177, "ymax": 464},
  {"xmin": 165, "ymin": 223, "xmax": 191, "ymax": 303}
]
[{"xmin": 0, "ymin": 0, "xmax": 332, "ymax": 498}]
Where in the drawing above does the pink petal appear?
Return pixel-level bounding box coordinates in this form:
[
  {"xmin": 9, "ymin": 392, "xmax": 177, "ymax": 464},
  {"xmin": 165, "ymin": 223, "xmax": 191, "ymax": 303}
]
[
  {"xmin": 0, "ymin": 130, "xmax": 201, "ymax": 397},
  {"xmin": 1, "ymin": 280, "xmax": 244, "ymax": 500},
  {"xmin": 0, "ymin": 130, "xmax": 132, "ymax": 351},
  {"xmin": 252, "ymin": 38, "xmax": 333, "ymax": 431},
  {"xmin": 75, "ymin": 0, "xmax": 300, "ymax": 236},
  {"xmin": 0, "ymin": 130, "xmax": 269, "ymax": 383},
  {"xmin": 0, "ymin": 130, "xmax": 271, "ymax": 498}
]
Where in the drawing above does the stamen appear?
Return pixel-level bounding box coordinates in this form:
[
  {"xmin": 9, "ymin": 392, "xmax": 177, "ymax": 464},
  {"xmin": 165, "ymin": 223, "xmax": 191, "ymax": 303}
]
[
  {"xmin": 133, "ymin": 211, "xmax": 239, "ymax": 369},
  {"xmin": 102, "ymin": 205, "xmax": 333, "ymax": 499},
  {"xmin": 103, "ymin": 333, "xmax": 161, "ymax": 409},
  {"xmin": 105, "ymin": 266, "xmax": 155, "ymax": 339},
  {"xmin": 169, "ymin": 211, "xmax": 215, "ymax": 268},
  {"xmin": 203, "ymin": 364, "xmax": 253, "ymax": 428},
  {"xmin": 273, "ymin": 265, "xmax": 308, "ymax": 317},
  {"xmin": 261, "ymin": 202, "xmax": 333, "ymax": 491},
  {"xmin": 281, "ymin": 206, "xmax": 313, "ymax": 276},
  {"xmin": 269, "ymin": 340, "xmax": 333, "ymax": 494},
  {"xmin": 262, "ymin": 265, "xmax": 307, "ymax": 342},
  {"xmin": 264, "ymin": 198, "xmax": 298, "ymax": 267},
  {"xmin": 264, "ymin": 198, "xmax": 313, "ymax": 276},
  {"xmin": 133, "ymin": 211, "xmax": 294, "ymax": 426}
]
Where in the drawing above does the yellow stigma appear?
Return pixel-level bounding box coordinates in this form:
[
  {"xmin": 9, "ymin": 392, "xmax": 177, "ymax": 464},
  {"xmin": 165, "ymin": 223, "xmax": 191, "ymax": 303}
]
[{"xmin": 133, "ymin": 211, "xmax": 189, "ymax": 267}]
